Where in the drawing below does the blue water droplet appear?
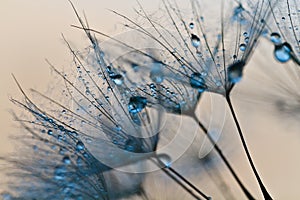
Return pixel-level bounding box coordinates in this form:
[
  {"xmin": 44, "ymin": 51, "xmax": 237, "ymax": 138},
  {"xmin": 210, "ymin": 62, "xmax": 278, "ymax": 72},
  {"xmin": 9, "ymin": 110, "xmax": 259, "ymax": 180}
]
[
  {"xmin": 76, "ymin": 141, "xmax": 85, "ymax": 151},
  {"xmin": 110, "ymin": 74, "xmax": 123, "ymax": 85},
  {"xmin": 189, "ymin": 73, "xmax": 207, "ymax": 92},
  {"xmin": 47, "ymin": 130, "xmax": 53, "ymax": 135},
  {"xmin": 128, "ymin": 96, "xmax": 148, "ymax": 114},
  {"xmin": 189, "ymin": 22, "xmax": 194, "ymax": 29},
  {"xmin": 274, "ymin": 42, "xmax": 292, "ymax": 63},
  {"xmin": 239, "ymin": 44, "xmax": 246, "ymax": 51},
  {"xmin": 115, "ymin": 125, "xmax": 122, "ymax": 132},
  {"xmin": 62, "ymin": 156, "xmax": 71, "ymax": 165},
  {"xmin": 149, "ymin": 83, "xmax": 156, "ymax": 90},
  {"xmin": 191, "ymin": 34, "xmax": 200, "ymax": 48},
  {"xmin": 228, "ymin": 61, "xmax": 245, "ymax": 83},
  {"xmin": 270, "ymin": 32, "xmax": 281, "ymax": 45},
  {"xmin": 131, "ymin": 63, "xmax": 139, "ymax": 72}
]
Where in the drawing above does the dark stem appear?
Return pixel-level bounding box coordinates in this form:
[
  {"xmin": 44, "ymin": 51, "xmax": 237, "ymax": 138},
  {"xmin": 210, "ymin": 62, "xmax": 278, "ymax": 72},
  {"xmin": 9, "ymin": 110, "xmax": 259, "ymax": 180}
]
[
  {"xmin": 168, "ymin": 166, "xmax": 211, "ymax": 200},
  {"xmin": 192, "ymin": 114, "xmax": 255, "ymax": 200},
  {"xmin": 152, "ymin": 157, "xmax": 211, "ymax": 200},
  {"xmin": 226, "ymin": 95, "xmax": 273, "ymax": 200}
]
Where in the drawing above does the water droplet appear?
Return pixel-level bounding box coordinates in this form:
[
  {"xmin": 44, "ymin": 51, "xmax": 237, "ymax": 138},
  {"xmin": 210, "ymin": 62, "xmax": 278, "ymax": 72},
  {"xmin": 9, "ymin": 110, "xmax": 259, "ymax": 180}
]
[
  {"xmin": 189, "ymin": 73, "xmax": 207, "ymax": 92},
  {"xmin": 228, "ymin": 61, "xmax": 245, "ymax": 83},
  {"xmin": 47, "ymin": 130, "xmax": 53, "ymax": 135},
  {"xmin": 239, "ymin": 44, "xmax": 246, "ymax": 51},
  {"xmin": 270, "ymin": 32, "xmax": 281, "ymax": 45},
  {"xmin": 110, "ymin": 74, "xmax": 123, "ymax": 85},
  {"xmin": 191, "ymin": 34, "xmax": 200, "ymax": 48},
  {"xmin": 189, "ymin": 22, "xmax": 194, "ymax": 29},
  {"xmin": 131, "ymin": 64, "xmax": 139, "ymax": 72},
  {"xmin": 243, "ymin": 32, "xmax": 248, "ymax": 37},
  {"xmin": 62, "ymin": 156, "xmax": 71, "ymax": 165},
  {"xmin": 128, "ymin": 96, "xmax": 148, "ymax": 114},
  {"xmin": 149, "ymin": 83, "xmax": 156, "ymax": 89},
  {"xmin": 76, "ymin": 141, "xmax": 85, "ymax": 151},
  {"xmin": 201, "ymin": 71, "xmax": 208, "ymax": 77},
  {"xmin": 150, "ymin": 63, "xmax": 164, "ymax": 83},
  {"xmin": 115, "ymin": 125, "xmax": 122, "ymax": 132},
  {"xmin": 274, "ymin": 42, "xmax": 292, "ymax": 63}
]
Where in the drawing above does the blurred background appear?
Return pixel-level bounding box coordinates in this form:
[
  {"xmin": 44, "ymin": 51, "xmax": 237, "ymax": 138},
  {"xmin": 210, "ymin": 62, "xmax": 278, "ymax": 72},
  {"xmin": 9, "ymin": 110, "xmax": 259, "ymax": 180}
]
[{"xmin": 0, "ymin": 0, "xmax": 300, "ymax": 199}]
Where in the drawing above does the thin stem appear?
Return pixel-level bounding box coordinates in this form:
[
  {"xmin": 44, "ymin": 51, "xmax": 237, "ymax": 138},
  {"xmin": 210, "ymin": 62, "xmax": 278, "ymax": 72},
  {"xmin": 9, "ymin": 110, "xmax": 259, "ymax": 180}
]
[
  {"xmin": 168, "ymin": 166, "xmax": 211, "ymax": 200},
  {"xmin": 151, "ymin": 157, "xmax": 211, "ymax": 200},
  {"xmin": 192, "ymin": 114, "xmax": 255, "ymax": 200},
  {"xmin": 226, "ymin": 95, "xmax": 273, "ymax": 200}
]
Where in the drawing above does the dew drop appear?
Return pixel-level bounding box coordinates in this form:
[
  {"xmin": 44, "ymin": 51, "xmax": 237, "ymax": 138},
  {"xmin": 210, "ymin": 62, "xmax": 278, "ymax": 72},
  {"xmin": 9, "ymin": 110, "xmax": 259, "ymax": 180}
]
[
  {"xmin": 274, "ymin": 42, "xmax": 292, "ymax": 63},
  {"xmin": 128, "ymin": 96, "xmax": 148, "ymax": 114},
  {"xmin": 239, "ymin": 43, "xmax": 246, "ymax": 51},
  {"xmin": 76, "ymin": 141, "xmax": 85, "ymax": 151},
  {"xmin": 191, "ymin": 34, "xmax": 200, "ymax": 48},
  {"xmin": 189, "ymin": 73, "xmax": 207, "ymax": 92},
  {"xmin": 62, "ymin": 156, "xmax": 71, "ymax": 165},
  {"xmin": 270, "ymin": 32, "xmax": 281, "ymax": 45},
  {"xmin": 47, "ymin": 130, "xmax": 53, "ymax": 135},
  {"xmin": 131, "ymin": 64, "xmax": 139, "ymax": 72},
  {"xmin": 110, "ymin": 74, "xmax": 123, "ymax": 85},
  {"xmin": 227, "ymin": 61, "xmax": 245, "ymax": 83},
  {"xmin": 189, "ymin": 22, "xmax": 194, "ymax": 29}
]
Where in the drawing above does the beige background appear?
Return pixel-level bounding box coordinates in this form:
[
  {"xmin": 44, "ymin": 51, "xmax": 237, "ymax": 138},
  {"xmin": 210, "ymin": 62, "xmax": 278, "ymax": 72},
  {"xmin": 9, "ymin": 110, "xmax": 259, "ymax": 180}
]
[{"xmin": 0, "ymin": 0, "xmax": 300, "ymax": 199}]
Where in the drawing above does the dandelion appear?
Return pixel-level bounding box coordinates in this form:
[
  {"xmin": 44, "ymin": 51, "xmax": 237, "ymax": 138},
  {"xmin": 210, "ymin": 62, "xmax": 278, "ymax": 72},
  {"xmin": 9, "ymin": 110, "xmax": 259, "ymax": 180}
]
[
  {"xmin": 0, "ymin": 2, "xmax": 215, "ymax": 199},
  {"xmin": 77, "ymin": 0, "xmax": 276, "ymax": 199},
  {"xmin": 1, "ymin": 0, "xmax": 288, "ymax": 199}
]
